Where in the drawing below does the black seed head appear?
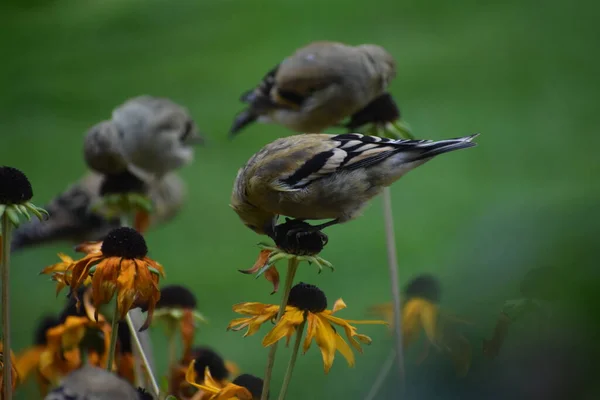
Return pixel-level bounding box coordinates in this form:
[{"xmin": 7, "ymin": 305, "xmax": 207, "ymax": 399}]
[
  {"xmin": 136, "ymin": 387, "xmax": 154, "ymax": 400},
  {"xmin": 156, "ymin": 285, "xmax": 197, "ymax": 309},
  {"xmin": 273, "ymin": 219, "xmax": 328, "ymax": 256},
  {"xmin": 287, "ymin": 282, "xmax": 327, "ymax": 313},
  {"xmin": 117, "ymin": 322, "xmax": 132, "ymax": 354},
  {"xmin": 99, "ymin": 170, "xmax": 147, "ymax": 196},
  {"xmin": 232, "ymin": 374, "xmax": 265, "ymax": 399},
  {"xmin": 101, "ymin": 227, "xmax": 148, "ymax": 259},
  {"xmin": 192, "ymin": 347, "xmax": 229, "ymax": 381},
  {"xmin": 34, "ymin": 315, "xmax": 61, "ymax": 345},
  {"xmin": 0, "ymin": 166, "xmax": 33, "ymax": 204},
  {"xmin": 404, "ymin": 274, "xmax": 441, "ymax": 304}
]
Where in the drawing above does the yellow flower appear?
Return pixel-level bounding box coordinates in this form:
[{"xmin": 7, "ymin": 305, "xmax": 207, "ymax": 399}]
[
  {"xmin": 170, "ymin": 347, "xmax": 238, "ymax": 399},
  {"xmin": 228, "ymin": 283, "xmax": 387, "ymax": 373},
  {"xmin": 40, "ymin": 227, "xmax": 165, "ymax": 330},
  {"xmin": 38, "ymin": 316, "xmax": 112, "ymax": 384},
  {"xmin": 0, "ymin": 342, "xmax": 19, "ymax": 395},
  {"xmin": 185, "ymin": 361, "xmax": 256, "ymax": 400}
]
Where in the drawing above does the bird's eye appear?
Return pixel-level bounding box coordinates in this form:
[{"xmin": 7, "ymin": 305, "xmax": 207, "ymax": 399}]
[{"xmin": 181, "ymin": 120, "xmax": 193, "ymax": 141}]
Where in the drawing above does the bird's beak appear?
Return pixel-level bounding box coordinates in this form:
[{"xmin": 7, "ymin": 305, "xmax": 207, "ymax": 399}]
[{"xmin": 185, "ymin": 131, "xmax": 206, "ymax": 146}]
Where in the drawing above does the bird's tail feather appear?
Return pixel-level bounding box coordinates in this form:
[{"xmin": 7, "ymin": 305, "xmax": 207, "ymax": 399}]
[
  {"xmin": 229, "ymin": 110, "xmax": 258, "ymax": 137},
  {"xmin": 410, "ymin": 134, "xmax": 479, "ymax": 161}
]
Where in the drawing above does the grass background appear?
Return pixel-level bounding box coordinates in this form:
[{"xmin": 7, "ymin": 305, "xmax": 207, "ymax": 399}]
[{"xmin": 1, "ymin": 0, "xmax": 599, "ymax": 398}]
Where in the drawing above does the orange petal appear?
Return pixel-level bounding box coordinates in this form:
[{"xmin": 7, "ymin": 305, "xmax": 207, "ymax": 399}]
[
  {"xmin": 15, "ymin": 346, "xmax": 44, "ymax": 382},
  {"xmin": 134, "ymin": 210, "xmax": 151, "ymax": 234},
  {"xmin": 74, "ymin": 241, "xmax": 103, "ymax": 254},
  {"xmin": 264, "ymin": 265, "xmax": 280, "ymax": 294},
  {"xmin": 180, "ymin": 309, "xmax": 195, "ymax": 357},
  {"xmin": 116, "ymin": 260, "xmax": 137, "ymax": 320},
  {"xmin": 239, "ymin": 249, "xmax": 272, "ymax": 274}
]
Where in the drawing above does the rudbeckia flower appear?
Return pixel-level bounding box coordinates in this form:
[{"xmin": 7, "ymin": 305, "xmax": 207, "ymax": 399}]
[
  {"xmin": 38, "ymin": 315, "xmax": 111, "ymax": 384},
  {"xmin": 40, "ymin": 227, "xmax": 165, "ymax": 330},
  {"xmin": 153, "ymin": 285, "xmax": 207, "ymax": 362},
  {"xmin": 185, "ymin": 361, "xmax": 263, "ymax": 400},
  {"xmin": 171, "ymin": 347, "xmax": 239, "ymax": 399},
  {"xmin": 0, "ymin": 342, "xmax": 18, "ymax": 395},
  {"xmin": 228, "ymin": 282, "xmax": 387, "ymax": 373},
  {"xmin": 41, "ymin": 253, "xmax": 92, "ymax": 295}
]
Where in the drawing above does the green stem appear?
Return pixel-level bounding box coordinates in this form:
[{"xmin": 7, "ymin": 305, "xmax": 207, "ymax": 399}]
[
  {"xmin": 277, "ymin": 319, "xmax": 306, "ymax": 400},
  {"xmin": 106, "ymin": 302, "xmax": 120, "ymax": 372},
  {"xmin": 382, "ymin": 187, "xmax": 405, "ymax": 389},
  {"xmin": 260, "ymin": 258, "xmax": 299, "ymax": 400},
  {"xmin": 126, "ymin": 314, "xmax": 161, "ymax": 397},
  {"xmin": 1, "ymin": 213, "xmax": 13, "ymax": 400}
]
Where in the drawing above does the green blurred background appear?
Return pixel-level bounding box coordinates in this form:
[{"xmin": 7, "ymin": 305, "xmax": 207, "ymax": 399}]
[{"xmin": 1, "ymin": 0, "xmax": 599, "ymax": 398}]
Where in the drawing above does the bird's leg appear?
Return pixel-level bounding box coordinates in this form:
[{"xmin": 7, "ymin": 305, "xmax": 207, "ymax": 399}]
[{"xmin": 284, "ymin": 219, "xmax": 339, "ymax": 239}]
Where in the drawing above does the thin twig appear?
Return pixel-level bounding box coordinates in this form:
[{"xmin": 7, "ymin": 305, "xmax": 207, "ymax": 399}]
[
  {"xmin": 126, "ymin": 314, "xmax": 161, "ymax": 396},
  {"xmin": 260, "ymin": 258, "xmax": 299, "ymax": 400},
  {"xmin": 277, "ymin": 319, "xmax": 306, "ymax": 400},
  {"xmin": 1, "ymin": 214, "xmax": 13, "ymax": 400},
  {"xmin": 364, "ymin": 350, "xmax": 396, "ymax": 400},
  {"xmin": 382, "ymin": 187, "xmax": 405, "ymax": 387}
]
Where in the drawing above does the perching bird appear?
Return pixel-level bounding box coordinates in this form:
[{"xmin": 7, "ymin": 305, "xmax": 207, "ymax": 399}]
[
  {"xmin": 84, "ymin": 95, "xmax": 204, "ymax": 181},
  {"xmin": 44, "ymin": 365, "xmax": 141, "ymax": 400},
  {"xmin": 230, "ymin": 41, "xmax": 396, "ymax": 135},
  {"xmin": 231, "ymin": 133, "xmax": 479, "ymax": 237},
  {"xmin": 10, "ymin": 171, "xmax": 187, "ymax": 252}
]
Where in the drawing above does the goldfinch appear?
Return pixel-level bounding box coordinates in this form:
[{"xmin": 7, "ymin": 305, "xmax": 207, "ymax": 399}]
[
  {"xmin": 231, "ymin": 133, "xmax": 479, "ymax": 237},
  {"xmin": 84, "ymin": 95, "xmax": 204, "ymax": 180},
  {"xmin": 230, "ymin": 41, "xmax": 396, "ymax": 135},
  {"xmin": 10, "ymin": 171, "xmax": 186, "ymax": 251}
]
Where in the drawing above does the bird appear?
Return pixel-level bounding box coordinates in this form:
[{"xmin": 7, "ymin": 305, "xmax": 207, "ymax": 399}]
[
  {"xmin": 84, "ymin": 95, "xmax": 204, "ymax": 181},
  {"xmin": 44, "ymin": 365, "xmax": 141, "ymax": 400},
  {"xmin": 230, "ymin": 132, "xmax": 479, "ymax": 237},
  {"xmin": 230, "ymin": 41, "xmax": 397, "ymax": 136},
  {"xmin": 10, "ymin": 171, "xmax": 187, "ymax": 252}
]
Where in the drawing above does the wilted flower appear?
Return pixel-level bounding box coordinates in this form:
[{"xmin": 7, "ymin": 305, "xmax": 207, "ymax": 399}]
[{"xmin": 40, "ymin": 227, "xmax": 165, "ymax": 330}]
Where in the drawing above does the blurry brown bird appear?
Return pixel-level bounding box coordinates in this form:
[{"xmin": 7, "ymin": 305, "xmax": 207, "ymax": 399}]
[
  {"xmin": 231, "ymin": 41, "xmax": 397, "ymax": 135},
  {"xmin": 10, "ymin": 171, "xmax": 186, "ymax": 252},
  {"xmin": 84, "ymin": 95, "xmax": 204, "ymax": 181}
]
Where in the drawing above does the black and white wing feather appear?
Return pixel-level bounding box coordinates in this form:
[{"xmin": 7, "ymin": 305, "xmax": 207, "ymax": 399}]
[{"xmin": 278, "ymin": 133, "xmax": 478, "ymax": 190}]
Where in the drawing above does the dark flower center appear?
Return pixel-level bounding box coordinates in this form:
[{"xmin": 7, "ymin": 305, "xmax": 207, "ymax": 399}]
[
  {"xmin": 34, "ymin": 315, "xmax": 61, "ymax": 346},
  {"xmin": 192, "ymin": 347, "xmax": 229, "ymax": 381},
  {"xmin": 404, "ymin": 274, "xmax": 441, "ymax": 304},
  {"xmin": 101, "ymin": 227, "xmax": 148, "ymax": 259},
  {"xmin": 136, "ymin": 387, "xmax": 154, "ymax": 400},
  {"xmin": 273, "ymin": 219, "xmax": 328, "ymax": 256},
  {"xmin": 99, "ymin": 170, "xmax": 147, "ymax": 196},
  {"xmin": 0, "ymin": 166, "xmax": 33, "ymax": 204},
  {"xmin": 287, "ymin": 282, "xmax": 327, "ymax": 313},
  {"xmin": 232, "ymin": 374, "xmax": 265, "ymax": 399},
  {"xmin": 156, "ymin": 285, "xmax": 197, "ymax": 309}
]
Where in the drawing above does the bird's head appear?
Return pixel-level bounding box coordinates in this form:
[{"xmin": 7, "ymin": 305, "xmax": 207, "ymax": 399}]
[
  {"xmin": 230, "ymin": 177, "xmax": 277, "ymax": 237},
  {"xmin": 357, "ymin": 44, "xmax": 397, "ymax": 89},
  {"xmin": 83, "ymin": 120, "xmax": 129, "ymax": 175},
  {"xmin": 112, "ymin": 95, "xmax": 205, "ymax": 180}
]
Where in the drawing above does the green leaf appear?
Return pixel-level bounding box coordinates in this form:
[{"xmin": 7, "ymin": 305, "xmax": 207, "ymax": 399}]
[
  {"xmin": 0, "ymin": 204, "xmax": 6, "ymax": 219},
  {"xmin": 6, "ymin": 207, "xmax": 21, "ymax": 227}
]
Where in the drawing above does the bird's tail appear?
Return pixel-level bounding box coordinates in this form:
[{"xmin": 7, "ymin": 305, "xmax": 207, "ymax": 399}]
[
  {"xmin": 229, "ymin": 109, "xmax": 258, "ymax": 137},
  {"xmin": 409, "ymin": 133, "xmax": 479, "ymax": 161}
]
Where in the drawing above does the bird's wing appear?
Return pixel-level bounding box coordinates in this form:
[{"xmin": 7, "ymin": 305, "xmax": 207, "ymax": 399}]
[
  {"xmin": 276, "ymin": 133, "xmax": 478, "ymax": 190},
  {"xmin": 239, "ymin": 64, "xmax": 281, "ymax": 110}
]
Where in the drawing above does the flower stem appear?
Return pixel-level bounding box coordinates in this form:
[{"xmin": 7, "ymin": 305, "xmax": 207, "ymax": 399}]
[
  {"xmin": 382, "ymin": 187, "xmax": 405, "ymax": 388},
  {"xmin": 364, "ymin": 350, "xmax": 396, "ymax": 400},
  {"xmin": 277, "ymin": 319, "xmax": 306, "ymax": 400},
  {"xmin": 106, "ymin": 302, "xmax": 120, "ymax": 372},
  {"xmin": 126, "ymin": 314, "xmax": 161, "ymax": 397},
  {"xmin": 167, "ymin": 329, "xmax": 177, "ymax": 371},
  {"xmin": 260, "ymin": 258, "xmax": 299, "ymax": 400},
  {"xmin": 1, "ymin": 213, "xmax": 13, "ymax": 400}
]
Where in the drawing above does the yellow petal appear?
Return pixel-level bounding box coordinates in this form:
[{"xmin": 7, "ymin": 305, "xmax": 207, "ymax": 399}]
[
  {"xmin": 232, "ymin": 303, "xmax": 273, "ymax": 315},
  {"xmin": 216, "ymin": 384, "xmax": 253, "ymax": 400},
  {"xmin": 315, "ymin": 315, "xmax": 337, "ymax": 374},
  {"xmin": 262, "ymin": 310, "xmax": 303, "ymax": 347},
  {"xmin": 331, "ymin": 298, "xmax": 347, "ymax": 314},
  {"xmin": 185, "ymin": 361, "xmax": 218, "ymax": 394},
  {"xmin": 419, "ymin": 301, "xmax": 439, "ymax": 345},
  {"xmin": 334, "ymin": 333, "xmax": 355, "ymax": 368},
  {"xmin": 15, "ymin": 346, "xmax": 44, "ymax": 381},
  {"xmin": 303, "ymin": 314, "xmax": 317, "ymax": 354}
]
